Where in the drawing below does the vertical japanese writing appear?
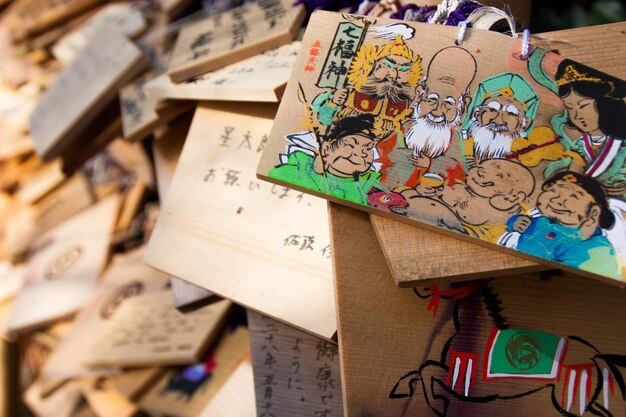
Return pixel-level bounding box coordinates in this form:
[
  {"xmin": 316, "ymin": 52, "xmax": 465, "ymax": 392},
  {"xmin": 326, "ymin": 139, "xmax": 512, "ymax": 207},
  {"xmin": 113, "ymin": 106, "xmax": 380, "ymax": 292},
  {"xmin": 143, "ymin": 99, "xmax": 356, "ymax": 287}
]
[
  {"xmin": 249, "ymin": 312, "xmax": 343, "ymax": 417},
  {"xmin": 288, "ymin": 337, "xmax": 303, "ymax": 396},
  {"xmin": 317, "ymin": 22, "xmax": 366, "ymax": 89},
  {"xmin": 257, "ymin": 0, "xmax": 287, "ymax": 28},
  {"xmin": 305, "ymin": 40, "xmax": 322, "ymax": 73},
  {"xmin": 231, "ymin": 8, "xmax": 250, "ymax": 49},
  {"xmin": 190, "ymin": 31, "xmax": 213, "ymax": 60},
  {"xmin": 315, "ymin": 341, "xmax": 339, "ymax": 416},
  {"xmin": 259, "ymin": 318, "xmax": 278, "ymax": 417},
  {"xmin": 238, "ymin": 131, "xmax": 252, "ymax": 150},
  {"xmin": 220, "ymin": 126, "xmax": 234, "ymax": 147}
]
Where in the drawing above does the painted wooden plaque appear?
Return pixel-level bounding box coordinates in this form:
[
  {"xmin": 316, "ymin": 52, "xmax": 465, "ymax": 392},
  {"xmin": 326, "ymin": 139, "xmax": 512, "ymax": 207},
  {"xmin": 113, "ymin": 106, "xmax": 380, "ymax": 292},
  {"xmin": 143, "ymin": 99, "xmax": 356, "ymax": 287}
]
[
  {"xmin": 166, "ymin": 0, "xmax": 305, "ymax": 83},
  {"xmin": 257, "ymin": 12, "xmax": 626, "ymax": 285},
  {"xmin": 137, "ymin": 326, "xmax": 249, "ymax": 417},
  {"xmin": 330, "ymin": 203, "xmax": 626, "ymax": 417},
  {"xmin": 370, "ymin": 22, "xmax": 626, "ymax": 287},
  {"xmin": 145, "ymin": 41, "xmax": 299, "ymax": 102},
  {"xmin": 51, "ymin": 3, "xmax": 147, "ymax": 65},
  {"xmin": 82, "ymin": 292, "xmax": 231, "ymax": 367},
  {"xmin": 248, "ymin": 311, "xmax": 343, "ymax": 417},
  {"xmin": 6, "ymin": 195, "xmax": 120, "ymax": 333},
  {"xmin": 144, "ymin": 102, "xmax": 337, "ymax": 340},
  {"xmin": 43, "ymin": 247, "xmax": 169, "ymax": 378},
  {"xmin": 28, "ymin": 26, "xmax": 146, "ymax": 160}
]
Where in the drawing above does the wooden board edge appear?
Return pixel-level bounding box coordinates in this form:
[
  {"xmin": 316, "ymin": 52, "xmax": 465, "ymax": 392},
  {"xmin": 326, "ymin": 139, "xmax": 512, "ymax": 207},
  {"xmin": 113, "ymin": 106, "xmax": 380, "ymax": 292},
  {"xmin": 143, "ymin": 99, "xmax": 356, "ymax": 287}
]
[{"xmin": 257, "ymin": 171, "xmax": 626, "ymax": 288}]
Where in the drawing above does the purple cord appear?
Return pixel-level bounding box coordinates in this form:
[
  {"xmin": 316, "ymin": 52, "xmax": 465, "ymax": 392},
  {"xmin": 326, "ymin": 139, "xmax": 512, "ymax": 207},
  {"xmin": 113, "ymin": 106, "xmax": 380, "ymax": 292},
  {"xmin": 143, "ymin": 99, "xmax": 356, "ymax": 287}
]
[
  {"xmin": 390, "ymin": 4, "xmax": 437, "ymax": 21},
  {"xmin": 444, "ymin": 1, "xmax": 482, "ymax": 26},
  {"xmin": 389, "ymin": 3, "xmax": 418, "ymax": 19},
  {"xmin": 294, "ymin": 0, "xmax": 482, "ymax": 25},
  {"xmin": 293, "ymin": 0, "xmax": 362, "ymax": 14}
]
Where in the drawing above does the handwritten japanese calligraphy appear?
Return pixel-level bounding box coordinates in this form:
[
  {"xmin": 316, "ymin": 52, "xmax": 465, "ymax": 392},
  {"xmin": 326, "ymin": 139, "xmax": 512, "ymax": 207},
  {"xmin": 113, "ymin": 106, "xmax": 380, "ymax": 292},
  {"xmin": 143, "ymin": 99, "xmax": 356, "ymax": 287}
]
[{"xmin": 249, "ymin": 312, "xmax": 343, "ymax": 417}]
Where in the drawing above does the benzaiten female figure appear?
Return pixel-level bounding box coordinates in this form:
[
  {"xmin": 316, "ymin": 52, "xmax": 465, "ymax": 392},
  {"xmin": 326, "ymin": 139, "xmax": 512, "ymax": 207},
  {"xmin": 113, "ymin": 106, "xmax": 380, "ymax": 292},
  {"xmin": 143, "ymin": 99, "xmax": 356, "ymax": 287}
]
[
  {"xmin": 547, "ymin": 60, "xmax": 626, "ymax": 195},
  {"xmin": 546, "ymin": 59, "xmax": 626, "ymax": 275}
]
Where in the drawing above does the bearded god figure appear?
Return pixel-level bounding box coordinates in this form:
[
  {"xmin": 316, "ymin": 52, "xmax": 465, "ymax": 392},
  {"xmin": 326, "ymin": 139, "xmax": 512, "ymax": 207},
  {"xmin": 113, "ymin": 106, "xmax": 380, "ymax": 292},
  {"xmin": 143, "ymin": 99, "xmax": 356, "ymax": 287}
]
[
  {"xmin": 311, "ymin": 34, "xmax": 422, "ymax": 139},
  {"xmin": 460, "ymin": 73, "xmax": 539, "ymax": 165}
]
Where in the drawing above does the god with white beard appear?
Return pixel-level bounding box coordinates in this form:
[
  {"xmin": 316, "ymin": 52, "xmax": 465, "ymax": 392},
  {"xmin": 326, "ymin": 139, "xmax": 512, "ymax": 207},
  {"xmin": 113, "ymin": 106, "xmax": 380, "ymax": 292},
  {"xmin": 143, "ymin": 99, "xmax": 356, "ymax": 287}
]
[
  {"xmin": 459, "ymin": 73, "xmax": 539, "ymax": 166},
  {"xmin": 468, "ymin": 98, "xmax": 528, "ymax": 161},
  {"xmin": 405, "ymin": 101, "xmax": 464, "ymax": 160}
]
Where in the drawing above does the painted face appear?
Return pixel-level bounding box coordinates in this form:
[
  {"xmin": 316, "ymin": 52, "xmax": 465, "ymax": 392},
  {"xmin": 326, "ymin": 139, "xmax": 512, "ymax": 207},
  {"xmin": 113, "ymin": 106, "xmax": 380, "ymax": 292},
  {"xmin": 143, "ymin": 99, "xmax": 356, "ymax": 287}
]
[
  {"xmin": 562, "ymin": 90, "xmax": 601, "ymax": 135},
  {"xmin": 371, "ymin": 54, "xmax": 413, "ymax": 85},
  {"xmin": 322, "ymin": 134, "xmax": 376, "ymax": 177},
  {"xmin": 476, "ymin": 95, "xmax": 527, "ymax": 135},
  {"xmin": 467, "ymin": 160, "xmax": 526, "ymax": 199},
  {"xmin": 415, "ymin": 90, "xmax": 459, "ymax": 125},
  {"xmin": 536, "ymin": 180, "xmax": 596, "ymax": 228}
]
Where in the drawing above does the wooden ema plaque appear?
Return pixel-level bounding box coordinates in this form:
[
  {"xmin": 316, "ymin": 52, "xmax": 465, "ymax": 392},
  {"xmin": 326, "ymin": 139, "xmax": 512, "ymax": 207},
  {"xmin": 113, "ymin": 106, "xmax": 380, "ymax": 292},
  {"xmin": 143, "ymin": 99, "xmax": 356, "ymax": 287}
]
[
  {"xmin": 120, "ymin": 52, "xmax": 195, "ymax": 143},
  {"xmin": 0, "ymin": 262, "xmax": 25, "ymax": 303},
  {"xmin": 23, "ymin": 378, "xmax": 83, "ymax": 417},
  {"xmin": 248, "ymin": 311, "xmax": 343, "ymax": 417},
  {"xmin": 0, "ymin": 81, "xmax": 38, "ymax": 160},
  {"xmin": 371, "ymin": 215, "xmax": 541, "ymax": 285},
  {"xmin": 109, "ymin": 367, "xmax": 166, "ymax": 402},
  {"xmin": 82, "ymin": 292, "xmax": 231, "ymax": 367},
  {"xmin": 137, "ymin": 326, "xmax": 249, "ymax": 417},
  {"xmin": 28, "ymin": 25, "xmax": 146, "ymax": 160},
  {"xmin": 3, "ymin": 173, "xmax": 94, "ymax": 259},
  {"xmin": 6, "ymin": 195, "xmax": 120, "ymax": 333},
  {"xmin": 15, "ymin": 158, "xmax": 66, "ymax": 204},
  {"xmin": 198, "ymin": 359, "xmax": 256, "ymax": 417},
  {"xmin": 51, "ymin": 3, "xmax": 147, "ymax": 65},
  {"xmin": 6, "ymin": 0, "xmax": 101, "ymax": 41},
  {"xmin": 330, "ymin": 203, "xmax": 626, "ymax": 417},
  {"xmin": 145, "ymin": 41, "xmax": 300, "ymax": 102},
  {"xmin": 370, "ymin": 22, "xmax": 626, "ymax": 287},
  {"xmin": 77, "ymin": 377, "xmax": 137, "ymax": 417},
  {"xmin": 257, "ymin": 12, "xmax": 626, "ymax": 285},
  {"xmin": 144, "ymin": 102, "xmax": 337, "ymax": 340},
  {"xmin": 43, "ymin": 247, "xmax": 169, "ymax": 378},
  {"xmin": 167, "ymin": 0, "xmax": 305, "ymax": 83},
  {"xmin": 120, "ymin": 71, "xmax": 194, "ymax": 143},
  {"xmin": 151, "ymin": 116, "xmax": 218, "ymax": 310}
]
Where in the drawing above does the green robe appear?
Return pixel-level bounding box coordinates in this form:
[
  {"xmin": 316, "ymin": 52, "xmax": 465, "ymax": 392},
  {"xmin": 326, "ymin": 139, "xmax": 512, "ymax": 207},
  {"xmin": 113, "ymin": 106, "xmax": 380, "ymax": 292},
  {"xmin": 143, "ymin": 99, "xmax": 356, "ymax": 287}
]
[{"xmin": 268, "ymin": 151, "xmax": 382, "ymax": 206}]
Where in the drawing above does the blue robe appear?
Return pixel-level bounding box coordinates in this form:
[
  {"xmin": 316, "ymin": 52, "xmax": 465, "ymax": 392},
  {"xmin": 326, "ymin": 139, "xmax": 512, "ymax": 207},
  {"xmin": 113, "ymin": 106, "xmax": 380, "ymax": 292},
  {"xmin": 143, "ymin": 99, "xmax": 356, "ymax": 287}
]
[{"xmin": 506, "ymin": 215, "xmax": 619, "ymax": 279}]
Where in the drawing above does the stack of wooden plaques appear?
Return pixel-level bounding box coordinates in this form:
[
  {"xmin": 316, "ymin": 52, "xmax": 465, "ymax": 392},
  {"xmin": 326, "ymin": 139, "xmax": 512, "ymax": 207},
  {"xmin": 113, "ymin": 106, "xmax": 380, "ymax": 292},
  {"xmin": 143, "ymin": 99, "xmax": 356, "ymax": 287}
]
[{"xmin": 0, "ymin": 0, "xmax": 623, "ymax": 415}]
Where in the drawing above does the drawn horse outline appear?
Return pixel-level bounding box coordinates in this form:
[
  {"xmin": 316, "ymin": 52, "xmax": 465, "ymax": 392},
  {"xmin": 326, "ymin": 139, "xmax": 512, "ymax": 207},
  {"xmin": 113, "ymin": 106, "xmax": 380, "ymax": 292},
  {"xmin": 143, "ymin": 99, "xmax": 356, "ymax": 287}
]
[{"xmin": 390, "ymin": 279, "xmax": 626, "ymax": 417}]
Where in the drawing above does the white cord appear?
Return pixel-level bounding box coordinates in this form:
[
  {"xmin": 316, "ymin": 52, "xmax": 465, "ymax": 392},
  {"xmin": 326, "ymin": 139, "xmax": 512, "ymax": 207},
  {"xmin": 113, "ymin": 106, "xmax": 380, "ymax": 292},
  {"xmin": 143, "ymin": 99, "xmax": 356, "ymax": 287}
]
[
  {"xmin": 428, "ymin": 0, "xmax": 463, "ymax": 24},
  {"xmin": 456, "ymin": 20, "xmax": 467, "ymax": 45},
  {"xmin": 520, "ymin": 28, "xmax": 530, "ymax": 60},
  {"xmin": 465, "ymin": 5, "xmax": 517, "ymax": 36}
]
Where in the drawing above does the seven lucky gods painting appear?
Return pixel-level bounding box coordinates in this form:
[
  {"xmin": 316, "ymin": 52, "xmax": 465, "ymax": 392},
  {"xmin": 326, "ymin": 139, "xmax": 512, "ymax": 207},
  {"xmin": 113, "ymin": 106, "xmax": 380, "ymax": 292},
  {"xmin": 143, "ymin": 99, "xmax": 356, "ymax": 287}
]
[{"xmin": 257, "ymin": 11, "xmax": 626, "ymax": 283}]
